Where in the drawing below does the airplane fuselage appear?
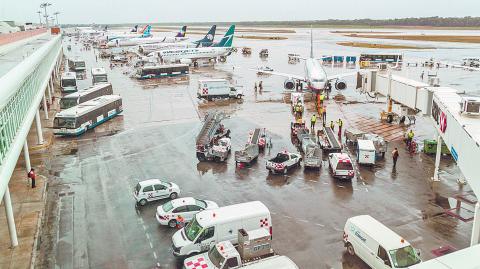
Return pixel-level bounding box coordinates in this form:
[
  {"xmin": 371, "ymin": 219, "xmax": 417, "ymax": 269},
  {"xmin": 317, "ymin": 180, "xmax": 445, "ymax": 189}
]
[
  {"xmin": 159, "ymin": 47, "xmax": 231, "ymax": 63},
  {"xmin": 304, "ymin": 58, "xmax": 328, "ymax": 92},
  {"xmin": 107, "ymin": 36, "xmax": 187, "ymax": 48}
]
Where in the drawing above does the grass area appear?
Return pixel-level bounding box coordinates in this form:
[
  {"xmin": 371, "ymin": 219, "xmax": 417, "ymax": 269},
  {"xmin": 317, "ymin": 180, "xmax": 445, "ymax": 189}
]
[
  {"xmin": 151, "ymin": 26, "xmax": 295, "ymax": 34},
  {"xmin": 331, "ymin": 30, "xmax": 399, "ymax": 34},
  {"xmin": 337, "ymin": 41, "xmax": 434, "ymax": 49},
  {"xmin": 238, "ymin": 35, "xmax": 288, "ymax": 40},
  {"xmin": 345, "ymin": 34, "xmax": 480, "ymax": 43}
]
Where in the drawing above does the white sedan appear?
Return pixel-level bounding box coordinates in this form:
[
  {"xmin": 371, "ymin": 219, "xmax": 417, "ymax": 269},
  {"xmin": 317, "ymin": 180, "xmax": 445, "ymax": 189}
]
[
  {"xmin": 134, "ymin": 179, "xmax": 180, "ymax": 206},
  {"xmin": 156, "ymin": 197, "xmax": 218, "ymax": 227}
]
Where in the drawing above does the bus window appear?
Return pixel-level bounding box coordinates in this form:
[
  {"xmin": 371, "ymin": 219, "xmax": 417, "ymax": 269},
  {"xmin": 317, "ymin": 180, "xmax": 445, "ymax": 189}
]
[
  {"xmin": 54, "ymin": 118, "xmax": 76, "ymax": 128},
  {"xmin": 62, "ymin": 79, "xmax": 76, "ymax": 87},
  {"xmin": 60, "ymin": 99, "xmax": 78, "ymax": 109}
]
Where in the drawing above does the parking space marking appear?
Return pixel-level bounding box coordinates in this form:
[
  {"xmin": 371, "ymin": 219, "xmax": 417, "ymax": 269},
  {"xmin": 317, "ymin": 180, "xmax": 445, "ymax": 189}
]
[
  {"xmin": 298, "ymin": 219, "xmax": 309, "ymax": 223},
  {"xmin": 149, "ymin": 241, "xmax": 154, "ymax": 249},
  {"xmin": 315, "ymin": 223, "xmax": 325, "ymax": 227},
  {"xmin": 153, "ymin": 252, "xmax": 158, "ymax": 259},
  {"xmin": 146, "ymin": 233, "xmax": 150, "ymax": 240}
]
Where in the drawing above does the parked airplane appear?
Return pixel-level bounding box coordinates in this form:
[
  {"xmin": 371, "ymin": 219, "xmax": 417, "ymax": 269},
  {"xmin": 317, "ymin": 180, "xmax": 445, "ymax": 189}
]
[
  {"xmin": 158, "ymin": 25, "xmax": 234, "ymax": 65},
  {"xmin": 253, "ymin": 30, "xmax": 357, "ymax": 93},
  {"xmin": 141, "ymin": 25, "xmax": 217, "ymax": 56},
  {"xmin": 107, "ymin": 25, "xmax": 152, "ymax": 42},
  {"xmin": 107, "ymin": 26, "xmax": 187, "ymax": 47}
]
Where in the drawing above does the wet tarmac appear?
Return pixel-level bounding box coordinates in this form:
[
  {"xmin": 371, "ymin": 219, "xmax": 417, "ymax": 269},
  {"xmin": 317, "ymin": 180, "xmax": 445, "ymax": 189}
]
[{"xmin": 35, "ymin": 29, "xmax": 477, "ymax": 269}]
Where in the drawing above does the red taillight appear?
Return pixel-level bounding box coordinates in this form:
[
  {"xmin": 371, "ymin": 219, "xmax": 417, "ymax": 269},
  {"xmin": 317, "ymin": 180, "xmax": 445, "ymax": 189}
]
[{"xmin": 269, "ymin": 226, "xmax": 273, "ymax": 239}]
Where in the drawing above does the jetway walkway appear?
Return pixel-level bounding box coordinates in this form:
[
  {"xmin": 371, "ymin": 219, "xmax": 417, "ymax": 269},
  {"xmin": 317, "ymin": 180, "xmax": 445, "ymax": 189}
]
[
  {"xmin": 359, "ymin": 70, "xmax": 480, "ymax": 266},
  {"xmin": 0, "ymin": 33, "xmax": 62, "ymax": 247}
]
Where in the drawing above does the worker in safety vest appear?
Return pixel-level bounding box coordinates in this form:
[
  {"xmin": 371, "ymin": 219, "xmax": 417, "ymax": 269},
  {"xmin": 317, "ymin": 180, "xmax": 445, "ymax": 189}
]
[
  {"xmin": 330, "ymin": 120, "xmax": 335, "ymax": 131},
  {"xmin": 337, "ymin": 118, "xmax": 343, "ymax": 138},
  {"xmin": 406, "ymin": 130, "xmax": 414, "ymax": 147},
  {"xmin": 322, "ymin": 105, "xmax": 327, "ymax": 124},
  {"xmin": 320, "ymin": 94, "xmax": 325, "ymax": 106},
  {"xmin": 310, "ymin": 114, "xmax": 317, "ymax": 130}
]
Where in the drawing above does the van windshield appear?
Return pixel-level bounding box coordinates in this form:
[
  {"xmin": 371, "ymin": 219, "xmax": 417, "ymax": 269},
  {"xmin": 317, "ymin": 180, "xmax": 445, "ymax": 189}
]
[
  {"xmin": 337, "ymin": 162, "xmax": 353, "ymax": 170},
  {"xmin": 208, "ymin": 246, "xmax": 224, "ymax": 267},
  {"xmin": 389, "ymin": 246, "xmax": 421, "ymax": 268},
  {"xmin": 184, "ymin": 217, "xmax": 203, "ymax": 242},
  {"xmin": 54, "ymin": 117, "xmax": 76, "ymax": 128},
  {"xmin": 60, "ymin": 99, "xmax": 78, "ymax": 109},
  {"xmin": 62, "ymin": 79, "xmax": 76, "ymax": 87}
]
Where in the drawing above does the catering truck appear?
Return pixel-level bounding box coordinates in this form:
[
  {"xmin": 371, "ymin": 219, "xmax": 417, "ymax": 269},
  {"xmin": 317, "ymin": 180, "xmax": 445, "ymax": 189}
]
[
  {"xmin": 198, "ymin": 79, "xmax": 244, "ymax": 100},
  {"xmin": 183, "ymin": 228, "xmax": 298, "ymax": 269},
  {"xmin": 172, "ymin": 201, "xmax": 271, "ymax": 257}
]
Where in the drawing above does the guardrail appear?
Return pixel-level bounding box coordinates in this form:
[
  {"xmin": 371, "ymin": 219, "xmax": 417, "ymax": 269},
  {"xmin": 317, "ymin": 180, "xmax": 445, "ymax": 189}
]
[
  {"xmin": 0, "ymin": 34, "xmax": 62, "ymax": 200},
  {"xmin": 0, "ymin": 28, "xmax": 47, "ymax": 46}
]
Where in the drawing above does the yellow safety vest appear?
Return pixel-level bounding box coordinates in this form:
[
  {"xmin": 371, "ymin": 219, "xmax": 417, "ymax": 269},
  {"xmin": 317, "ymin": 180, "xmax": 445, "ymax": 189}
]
[{"xmin": 311, "ymin": 115, "xmax": 317, "ymax": 122}]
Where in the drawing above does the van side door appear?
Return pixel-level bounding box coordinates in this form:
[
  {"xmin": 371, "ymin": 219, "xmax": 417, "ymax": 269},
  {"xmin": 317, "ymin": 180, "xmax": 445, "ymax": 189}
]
[
  {"xmin": 196, "ymin": 226, "xmax": 215, "ymax": 252},
  {"xmin": 377, "ymin": 245, "xmax": 392, "ymax": 269},
  {"xmin": 142, "ymin": 185, "xmax": 155, "ymax": 201}
]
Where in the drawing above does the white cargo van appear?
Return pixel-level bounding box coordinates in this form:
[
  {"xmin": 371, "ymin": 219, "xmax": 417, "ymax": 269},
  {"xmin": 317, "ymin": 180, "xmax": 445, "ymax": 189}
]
[
  {"xmin": 172, "ymin": 201, "xmax": 271, "ymax": 257},
  {"xmin": 198, "ymin": 79, "xmax": 244, "ymax": 100},
  {"xmin": 91, "ymin": 67, "xmax": 108, "ymax": 84},
  {"xmin": 357, "ymin": 139, "xmax": 376, "ymax": 165},
  {"xmin": 343, "ymin": 215, "xmax": 421, "ymax": 269}
]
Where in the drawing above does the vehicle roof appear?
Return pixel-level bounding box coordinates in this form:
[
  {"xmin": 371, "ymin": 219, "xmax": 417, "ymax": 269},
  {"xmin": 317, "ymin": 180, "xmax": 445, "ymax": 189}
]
[
  {"xmin": 61, "ymin": 83, "xmax": 112, "ymax": 99},
  {"xmin": 215, "ymin": 241, "xmax": 238, "ymax": 258},
  {"xmin": 357, "ymin": 139, "xmax": 376, "ymax": 150},
  {"xmin": 55, "ymin": 95, "xmax": 121, "ymax": 118},
  {"xmin": 137, "ymin": 178, "xmax": 165, "ymax": 186},
  {"xmin": 409, "ymin": 244, "xmax": 480, "ymax": 269},
  {"xmin": 347, "ymin": 215, "xmax": 410, "ymax": 250},
  {"xmin": 331, "ymin": 153, "xmax": 351, "ymax": 159},
  {"xmin": 91, "ymin": 67, "xmax": 106, "ymax": 75},
  {"xmin": 196, "ymin": 201, "xmax": 269, "ymax": 227},
  {"xmin": 171, "ymin": 197, "xmax": 197, "ymax": 208},
  {"xmin": 62, "ymin": 72, "xmax": 76, "ymax": 79},
  {"xmin": 242, "ymin": 256, "xmax": 299, "ymax": 269}
]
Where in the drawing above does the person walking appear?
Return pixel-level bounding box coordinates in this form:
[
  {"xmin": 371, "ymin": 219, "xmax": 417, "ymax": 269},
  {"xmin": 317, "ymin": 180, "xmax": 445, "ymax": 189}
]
[
  {"xmin": 322, "ymin": 105, "xmax": 327, "ymax": 123},
  {"xmin": 330, "ymin": 120, "xmax": 335, "ymax": 131},
  {"xmin": 27, "ymin": 168, "xmax": 36, "ymax": 188},
  {"xmin": 310, "ymin": 114, "xmax": 317, "ymax": 130},
  {"xmin": 420, "ymin": 71, "xmax": 425, "ymax": 81},
  {"xmin": 392, "ymin": 148, "xmax": 399, "ymax": 168}
]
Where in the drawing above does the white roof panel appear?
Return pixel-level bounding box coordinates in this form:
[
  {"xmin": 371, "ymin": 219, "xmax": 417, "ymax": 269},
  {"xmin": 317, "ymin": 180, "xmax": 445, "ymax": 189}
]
[
  {"xmin": 55, "ymin": 95, "xmax": 121, "ymax": 118},
  {"xmin": 196, "ymin": 201, "xmax": 269, "ymax": 227}
]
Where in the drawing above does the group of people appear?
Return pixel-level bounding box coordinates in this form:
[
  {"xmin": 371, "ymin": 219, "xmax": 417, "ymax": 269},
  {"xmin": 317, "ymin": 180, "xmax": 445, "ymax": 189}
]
[{"xmin": 254, "ymin": 81, "xmax": 264, "ymax": 93}]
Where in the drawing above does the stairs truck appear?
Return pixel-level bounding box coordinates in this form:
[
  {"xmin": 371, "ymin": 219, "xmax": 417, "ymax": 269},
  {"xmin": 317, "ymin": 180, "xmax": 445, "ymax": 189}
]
[
  {"xmin": 196, "ymin": 112, "xmax": 232, "ymax": 162},
  {"xmin": 183, "ymin": 228, "xmax": 299, "ymax": 269}
]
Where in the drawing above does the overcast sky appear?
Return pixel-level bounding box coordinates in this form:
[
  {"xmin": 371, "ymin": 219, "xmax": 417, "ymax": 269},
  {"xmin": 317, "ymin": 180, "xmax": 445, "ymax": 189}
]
[{"xmin": 1, "ymin": 0, "xmax": 480, "ymax": 24}]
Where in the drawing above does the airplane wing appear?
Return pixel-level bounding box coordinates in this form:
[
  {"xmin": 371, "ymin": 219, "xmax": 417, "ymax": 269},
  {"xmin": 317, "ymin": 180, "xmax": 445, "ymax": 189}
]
[
  {"xmin": 327, "ymin": 72, "xmax": 358, "ymax": 81},
  {"xmin": 249, "ymin": 69, "xmax": 304, "ymax": 81}
]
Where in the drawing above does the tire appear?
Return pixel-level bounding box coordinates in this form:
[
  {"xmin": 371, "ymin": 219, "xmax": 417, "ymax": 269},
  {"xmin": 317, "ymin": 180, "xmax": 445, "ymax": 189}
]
[
  {"xmin": 386, "ymin": 114, "xmax": 394, "ymax": 124},
  {"xmin": 168, "ymin": 219, "xmax": 177, "ymax": 228},
  {"xmin": 347, "ymin": 243, "xmax": 355, "ymax": 256},
  {"xmin": 170, "ymin": 192, "xmax": 178, "ymax": 199},
  {"xmin": 138, "ymin": 199, "xmax": 147, "ymax": 206}
]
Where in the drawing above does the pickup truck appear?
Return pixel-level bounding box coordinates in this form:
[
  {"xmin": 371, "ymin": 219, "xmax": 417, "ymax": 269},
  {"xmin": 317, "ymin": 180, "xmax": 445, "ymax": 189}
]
[
  {"xmin": 266, "ymin": 152, "xmax": 301, "ymax": 174},
  {"xmin": 183, "ymin": 228, "xmax": 299, "ymax": 269}
]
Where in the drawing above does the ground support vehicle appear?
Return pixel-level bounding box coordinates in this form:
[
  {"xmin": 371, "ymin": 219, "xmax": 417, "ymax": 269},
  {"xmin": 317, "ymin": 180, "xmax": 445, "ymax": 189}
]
[
  {"xmin": 266, "ymin": 152, "xmax": 301, "ymax": 174},
  {"xmin": 363, "ymin": 133, "xmax": 388, "ymax": 158},
  {"xmin": 184, "ymin": 228, "xmax": 298, "ymax": 269},
  {"xmin": 318, "ymin": 127, "xmax": 342, "ymax": 153},
  {"xmin": 196, "ymin": 112, "xmax": 231, "ymax": 161},
  {"xmin": 303, "ymin": 144, "xmax": 322, "ymax": 170},
  {"xmin": 356, "ymin": 139, "xmax": 376, "ymax": 165},
  {"xmin": 198, "ymin": 79, "xmax": 244, "ymax": 100},
  {"xmin": 328, "ymin": 153, "xmax": 355, "ymax": 180},
  {"xmin": 345, "ymin": 128, "xmax": 365, "ymax": 145},
  {"xmin": 290, "ymin": 120, "xmax": 308, "ymax": 140}
]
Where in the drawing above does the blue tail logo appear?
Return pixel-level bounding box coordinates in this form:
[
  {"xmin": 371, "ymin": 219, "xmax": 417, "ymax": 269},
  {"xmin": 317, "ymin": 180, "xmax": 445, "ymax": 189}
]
[
  {"xmin": 141, "ymin": 25, "xmax": 152, "ymax": 38},
  {"xmin": 175, "ymin": 26, "xmax": 187, "ymax": 37},
  {"xmin": 195, "ymin": 25, "xmax": 216, "ymax": 47},
  {"xmin": 214, "ymin": 25, "xmax": 235, "ymax": 48}
]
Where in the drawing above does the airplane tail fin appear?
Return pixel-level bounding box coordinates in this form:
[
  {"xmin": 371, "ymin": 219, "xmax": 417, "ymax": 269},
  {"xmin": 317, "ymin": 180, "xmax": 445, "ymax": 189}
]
[
  {"xmin": 175, "ymin": 26, "xmax": 187, "ymax": 37},
  {"xmin": 195, "ymin": 25, "xmax": 216, "ymax": 47},
  {"xmin": 141, "ymin": 25, "xmax": 152, "ymax": 37},
  {"xmin": 214, "ymin": 25, "xmax": 235, "ymax": 48},
  {"xmin": 310, "ymin": 26, "xmax": 314, "ymax": 59},
  {"xmin": 131, "ymin": 25, "xmax": 138, "ymax": 33}
]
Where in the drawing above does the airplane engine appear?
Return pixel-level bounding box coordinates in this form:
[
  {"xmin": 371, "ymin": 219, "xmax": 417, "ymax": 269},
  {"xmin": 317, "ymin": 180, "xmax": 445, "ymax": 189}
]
[
  {"xmin": 284, "ymin": 79, "xmax": 295, "ymax": 90},
  {"xmin": 179, "ymin": 58, "xmax": 193, "ymax": 65},
  {"xmin": 335, "ymin": 79, "xmax": 347, "ymax": 90}
]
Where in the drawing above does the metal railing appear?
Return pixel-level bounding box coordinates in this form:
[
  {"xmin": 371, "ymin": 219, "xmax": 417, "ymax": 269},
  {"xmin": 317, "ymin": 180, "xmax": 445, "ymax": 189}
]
[{"xmin": 0, "ymin": 34, "xmax": 61, "ymax": 187}]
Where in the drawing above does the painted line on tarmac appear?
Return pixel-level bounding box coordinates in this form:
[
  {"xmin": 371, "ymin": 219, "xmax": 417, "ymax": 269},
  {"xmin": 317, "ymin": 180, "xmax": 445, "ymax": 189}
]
[
  {"xmin": 149, "ymin": 241, "xmax": 154, "ymax": 249},
  {"xmin": 146, "ymin": 233, "xmax": 150, "ymax": 240},
  {"xmin": 336, "ymin": 185, "xmax": 345, "ymax": 188},
  {"xmin": 153, "ymin": 252, "xmax": 158, "ymax": 259},
  {"xmin": 315, "ymin": 223, "xmax": 325, "ymax": 227},
  {"xmin": 298, "ymin": 219, "xmax": 309, "ymax": 223},
  {"xmin": 365, "ymin": 188, "xmax": 369, "ymax": 192}
]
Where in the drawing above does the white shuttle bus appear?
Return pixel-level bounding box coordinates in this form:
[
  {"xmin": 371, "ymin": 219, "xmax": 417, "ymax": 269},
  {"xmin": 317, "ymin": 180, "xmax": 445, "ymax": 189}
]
[
  {"xmin": 343, "ymin": 215, "xmax": 421, "ymax": 269},
  {"xmin": 59, "ymin": 83, "xmax": 113, "ymax": 109},
  {"xmin": 53, "ymin": 95, "xmax": 123, "ymax": 136},
  {"xmin": 172, "ymin": 201, "xmax": 271, "ymax": 257},
  {"xmin": 91, "ymin": 67, "xmax": 108, "ymax": 84},
  {"xmin": 61, "ymin": 72, "xmax": 78, "ymax": 93}
]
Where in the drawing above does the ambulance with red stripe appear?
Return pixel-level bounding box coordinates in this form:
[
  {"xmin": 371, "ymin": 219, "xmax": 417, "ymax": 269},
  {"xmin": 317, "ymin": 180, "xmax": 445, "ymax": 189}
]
[
  {"xmin": 328, "ymin": 153, "xmax": 355, "ymax": 179},
  {"xmin": 172, "ymin": 201, "xmax": 272, "ymax": 257}
]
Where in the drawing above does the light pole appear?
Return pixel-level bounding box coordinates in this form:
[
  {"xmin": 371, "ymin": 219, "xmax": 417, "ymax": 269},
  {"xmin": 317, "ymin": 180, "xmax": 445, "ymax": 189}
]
[
  {"xmin": 36, "ymin": 11, "xmax": 42, "ymax": 26},
  {"xmin": 40, "ymin": 2, "xmax": 52, "ymax": 28},
  {"xmin": 53, "ymin": 12, "xmax": 60, "ymax": 26}
]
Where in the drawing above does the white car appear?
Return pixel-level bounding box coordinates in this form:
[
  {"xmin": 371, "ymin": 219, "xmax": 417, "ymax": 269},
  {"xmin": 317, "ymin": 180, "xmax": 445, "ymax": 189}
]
[
  {"xmin": 328, "ymin": 153, "xmax": 355, "ymax": 180},
  {"xmin": 156, "ymin": 197, "xmax": 218, "ymax": 227},
  {"xmin": 134, "ymin": 179, "xmax": 180, "ymax": 206}
]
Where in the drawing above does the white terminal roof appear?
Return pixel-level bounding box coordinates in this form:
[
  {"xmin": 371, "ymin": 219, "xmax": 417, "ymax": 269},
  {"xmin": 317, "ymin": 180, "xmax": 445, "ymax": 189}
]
[
  {"xmin": 62, "ymin": 83, "xmax": 111, "ymax": 99},
  {"xmin": 434, "ymin": 90, "xmax": 480, "ymax": 145},
  {"xmin": 349, "ymin": 215, "xmax": 410, "ymax": 250},
  {"xmin": 55, "ymin": 95, "xmax": 121, "ymax": 118}
]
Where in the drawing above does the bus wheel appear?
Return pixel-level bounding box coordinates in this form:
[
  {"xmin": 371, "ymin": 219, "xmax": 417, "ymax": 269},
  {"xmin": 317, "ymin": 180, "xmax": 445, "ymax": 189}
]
[{"xmin": 347, "ymin": 243, "xmax": 355, "ymax": 256}]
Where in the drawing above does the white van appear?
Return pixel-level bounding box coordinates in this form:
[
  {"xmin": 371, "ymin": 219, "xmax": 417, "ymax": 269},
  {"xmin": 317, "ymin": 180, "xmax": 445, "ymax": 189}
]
[
  {"xmin": 197, "ymin": 79, "xmax": 244, "ymax": 100},
  {"xmin": 91, "ymin": 67, "xmax": 108, "ymax": 84},
  {"xmin": 328, "ymin": 153, "xmax": 355, "ymax": 179},
  {"xmin": 61, "ymin": 72, "xmax": 78, "ymax": 93},
  {"xmin": 343, "ymin": 215, "xmax": 421, "ymax": 269},
  {"xmin": 172, "ymin": 201, "xmax": 271, "ymax": 257}
]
